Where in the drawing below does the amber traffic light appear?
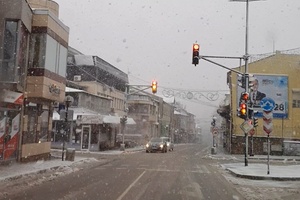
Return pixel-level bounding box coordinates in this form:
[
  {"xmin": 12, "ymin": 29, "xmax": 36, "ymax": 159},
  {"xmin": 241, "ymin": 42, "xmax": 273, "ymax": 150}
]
[{"xmin": 151, "ymin": 81, "xmax": 157, "ymax": 94}]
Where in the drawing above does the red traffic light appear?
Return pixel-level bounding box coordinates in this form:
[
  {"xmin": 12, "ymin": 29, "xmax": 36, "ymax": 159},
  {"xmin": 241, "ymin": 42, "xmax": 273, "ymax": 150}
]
[{"xmin": 240, "ymin": 92, "xmax": 249, "ymax": 101}]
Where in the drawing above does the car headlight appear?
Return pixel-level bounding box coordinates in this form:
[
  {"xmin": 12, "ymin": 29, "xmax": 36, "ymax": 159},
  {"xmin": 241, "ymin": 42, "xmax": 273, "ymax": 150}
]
[
  {"xmin": 146, "ymin": 144, "xmax": 149, "ymax": 148},
  {"xmin": 160, "ymin": 144, "xmax": 163, "ymax": 148},
  {"xmin": 167, "ymin": 143, "xmax": 170, "ymax": 146}
]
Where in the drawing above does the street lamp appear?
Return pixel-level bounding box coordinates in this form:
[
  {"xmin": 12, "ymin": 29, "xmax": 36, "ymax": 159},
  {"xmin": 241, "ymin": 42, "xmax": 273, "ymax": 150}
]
[
  {"xmin": 211, "ymin": 116, "xmax": 217, "ymax": 148},
  {"xmin": 62, "ymin": 95, "xmax": 74, "ymax": 161}
]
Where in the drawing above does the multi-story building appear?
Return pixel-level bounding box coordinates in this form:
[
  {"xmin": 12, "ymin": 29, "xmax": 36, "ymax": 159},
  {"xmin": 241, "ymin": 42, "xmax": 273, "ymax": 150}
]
[
  {"xmin": 0, "ymin": 0, "xmax": 69, "ymax": 162},
  {"xmin": 127, "ymin": 92, "xmax": 160, "ymax": 144},
  {"xmin": 226, "ymin": 50, "xmax": 300, "ymax": 155},
  {"xmin": 66, "ymin": 54, "xmax": 128, "ymax": 117}
]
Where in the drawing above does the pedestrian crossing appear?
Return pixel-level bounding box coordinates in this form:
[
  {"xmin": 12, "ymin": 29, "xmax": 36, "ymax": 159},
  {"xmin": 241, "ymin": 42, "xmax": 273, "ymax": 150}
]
[{"xmin": 97, "ymin": 163, "xmax": 211, "ymax": 174}]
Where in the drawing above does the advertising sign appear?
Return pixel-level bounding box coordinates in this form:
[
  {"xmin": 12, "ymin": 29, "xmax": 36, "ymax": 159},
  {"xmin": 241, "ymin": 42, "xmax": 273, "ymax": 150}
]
[{"xmin": 237, "ymin": 74, "xmax": 288, "ymax": 118}]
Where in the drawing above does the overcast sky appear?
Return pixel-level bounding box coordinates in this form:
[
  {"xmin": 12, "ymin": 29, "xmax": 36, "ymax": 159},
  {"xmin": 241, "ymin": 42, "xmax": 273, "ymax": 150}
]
[{"xmin": 54, "ymin": 0, "xmax": 300, "ymax": 130}]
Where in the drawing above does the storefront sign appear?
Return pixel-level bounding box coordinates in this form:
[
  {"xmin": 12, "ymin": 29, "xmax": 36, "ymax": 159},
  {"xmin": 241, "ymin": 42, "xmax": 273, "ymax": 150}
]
[
  {"xmin": 49, "ymin": 84, "xmax": 61, "ymax": 96},
  {"xmin": 76, "ymin": 115, "xmax": 103, "ymax": 125},
  {"xmin": 1, "ymin": 90, "xmax": 24, "ymax": 105}
]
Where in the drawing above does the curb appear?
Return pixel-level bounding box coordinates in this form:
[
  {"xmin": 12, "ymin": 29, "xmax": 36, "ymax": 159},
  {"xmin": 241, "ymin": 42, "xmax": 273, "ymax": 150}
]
[{"xmin": 226, "ymin": 168, "xmax": 300, "ymax": 181}]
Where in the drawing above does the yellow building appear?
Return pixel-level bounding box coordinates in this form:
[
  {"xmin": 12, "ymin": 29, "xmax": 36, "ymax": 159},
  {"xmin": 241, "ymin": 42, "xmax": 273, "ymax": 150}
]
[{"xmin": 227, "ymin": 50, "xmax": 300, "ymax": 155}]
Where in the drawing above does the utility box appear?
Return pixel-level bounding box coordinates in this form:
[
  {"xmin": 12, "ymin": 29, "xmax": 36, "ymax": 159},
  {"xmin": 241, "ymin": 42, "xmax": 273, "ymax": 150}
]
[{"xmin": 66, "ymin": 148, "xmax": 75, "ymax": 161}]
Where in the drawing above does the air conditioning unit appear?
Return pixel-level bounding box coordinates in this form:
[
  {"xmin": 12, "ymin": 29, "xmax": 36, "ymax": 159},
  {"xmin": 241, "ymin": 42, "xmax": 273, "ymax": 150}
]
[{"xmin": 74, "ymin": 75, "xmax": 81, "ymax": 82}]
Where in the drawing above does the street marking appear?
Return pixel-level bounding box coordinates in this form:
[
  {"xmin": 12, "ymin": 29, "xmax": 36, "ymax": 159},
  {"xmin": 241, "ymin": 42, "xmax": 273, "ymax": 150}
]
[
  {"xmin": 94, "ymin": 167, "xmax": 106, "ymax": 170},
  {"xmin": 116, "ymin": 171, "xmax": 146, "ymax": 200},
  {"xmin": 196, "ymin": 165, "xmax": 210, "ymax": 173},
  {"xmin": 137, "ymin": 168, "xmax": 180, "ymax": 172},
  {"xmin": 116, "ymin": 167, "xmax": 128, "ymax": 170}
]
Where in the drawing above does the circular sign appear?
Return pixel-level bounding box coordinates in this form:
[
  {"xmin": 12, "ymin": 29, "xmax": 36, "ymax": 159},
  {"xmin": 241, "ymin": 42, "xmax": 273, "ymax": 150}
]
[
  {"xmin": 260, "ymin": 97, "xmax": 275, "ymax": 112},
  {"xmin": 213, "ymin": 131, "xmax": 218, "ymax": 136}
]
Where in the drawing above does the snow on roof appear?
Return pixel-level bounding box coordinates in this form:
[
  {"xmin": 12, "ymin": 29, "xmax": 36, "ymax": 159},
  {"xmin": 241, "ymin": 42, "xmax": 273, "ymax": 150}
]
[
  {"xmin": 66, "ymin": 87, "xmax": 84, "ymax": 92},
  {"xmin": 174, "ymin": 110, "xmax": 188, "ymax": 116},
  {"xmin": 74, "ymin": 55, "xmax": 94, "ymax": 66}
]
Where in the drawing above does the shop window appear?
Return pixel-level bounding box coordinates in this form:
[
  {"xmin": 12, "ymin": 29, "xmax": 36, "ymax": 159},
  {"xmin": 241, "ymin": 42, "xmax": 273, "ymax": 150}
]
[
  {"xmin": 29, "ymin": 34, "xmax": 67, "ymax": 77},
  {"xmin": 1, "ymin": 20, "xmax": 18, "ymax": 82},
  {"xmin": 24, "ymin": 107, "xmax": 38, "ymax": 144},
  {"xmin": 39, "ymin": 111, "xmax": 49, "ymax": 143}
]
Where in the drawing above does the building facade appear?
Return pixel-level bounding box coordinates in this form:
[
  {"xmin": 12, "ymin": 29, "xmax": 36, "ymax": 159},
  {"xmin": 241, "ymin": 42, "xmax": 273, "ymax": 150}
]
[
  {"xmin": 226, "ymin": 51, "xmax": 300, "ymax": 155},
  {"xmin": 0, "ymin": 0, "xmax": 69, "ymax": 162}
]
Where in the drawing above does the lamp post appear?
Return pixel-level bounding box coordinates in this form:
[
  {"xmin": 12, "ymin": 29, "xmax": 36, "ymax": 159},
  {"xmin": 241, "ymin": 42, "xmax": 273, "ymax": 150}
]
[
  {"xmin": 212, "ymin": 116, "xmax": 217, "ymax": 146},
  {"xmin": 62, "ymin": 95, "xmax": 74, "ymax": 161}
]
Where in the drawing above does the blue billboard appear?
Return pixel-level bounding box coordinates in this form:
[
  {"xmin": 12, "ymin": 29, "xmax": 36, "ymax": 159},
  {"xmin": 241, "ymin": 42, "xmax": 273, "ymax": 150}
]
[{"xmin": 237, "ymin": 74, "xmax": 288, "ymax": 119}]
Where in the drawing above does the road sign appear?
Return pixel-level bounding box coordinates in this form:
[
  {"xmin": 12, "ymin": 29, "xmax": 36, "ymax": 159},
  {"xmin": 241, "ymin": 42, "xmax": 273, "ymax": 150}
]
[
  {"xmin": 260, "ymin": 97, "xmax": 274, "ymax": 136},
  {"xmin": 260, "ymin": 97, "xmax": 275, "ymax": 112},
  {"xmin": 240, "ymin": 120, "xmax": 253, "ymax": 133}
]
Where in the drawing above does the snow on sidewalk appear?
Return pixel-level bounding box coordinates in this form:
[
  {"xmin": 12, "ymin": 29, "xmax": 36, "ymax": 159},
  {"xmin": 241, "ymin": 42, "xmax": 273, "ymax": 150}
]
[
  {"xmin": 0, "ymin": 157, "xmax": 98, "ymax": 182},
  {"xmin": 222, "ymin": 163, "xmax": 300, "ymax": 180}
]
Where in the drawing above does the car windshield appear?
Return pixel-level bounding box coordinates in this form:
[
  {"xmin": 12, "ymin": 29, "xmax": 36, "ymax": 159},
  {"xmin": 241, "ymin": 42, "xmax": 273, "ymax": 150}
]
[
  {"xmin": 1, "ymin": 0, "xmax": 300, "ymax": 199},
  {"xmin": 150, "ymin": 138, "xmax": 163, "ymax": 143}
]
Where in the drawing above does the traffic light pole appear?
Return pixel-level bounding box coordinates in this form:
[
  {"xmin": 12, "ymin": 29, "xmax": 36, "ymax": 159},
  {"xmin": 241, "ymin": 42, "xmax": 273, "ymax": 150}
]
[
  {"xmin": 199, "ymin": 56, "xmax": 244, "ymax": 75},
  {"xmin": 243, "ymin": 0, "xmax": 250, "ymax": 167},
  {"xmin": 193, "ymin": 0, "xmax": 253, "ymax": 167}
]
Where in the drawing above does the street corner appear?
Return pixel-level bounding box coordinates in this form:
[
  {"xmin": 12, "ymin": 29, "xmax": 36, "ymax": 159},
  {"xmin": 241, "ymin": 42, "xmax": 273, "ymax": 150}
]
[
  {"xmin": 221, "ymin": 163, "xmax": 300, "ymax": 181},
  {"xmin": 124, "ymin": 146, "xmax": 145, "ymax": 154},
  {"xmin": 202, "ymin": 150, "xmax": 240, "ymax": 161}
]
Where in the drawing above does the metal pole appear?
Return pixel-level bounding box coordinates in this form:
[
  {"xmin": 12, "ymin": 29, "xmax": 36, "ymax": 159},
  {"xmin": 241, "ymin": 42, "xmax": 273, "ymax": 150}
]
[
  {"xmin": 121, "ymin": 85, "xmax": 129, "ymax": 151},
  {"xmin": 244, "ymin": 0, "xmax": 250, "ymax": 167},
  {"xmin": 62, "ymin": 105, "xmax": 68, "ymax": 161},
  {"xmin": 267, "ymin": 134, "xmax": 270, "ymax": 174},
  {"xmin": 250, "ymin": 135, "xmax": 254, "ymax": 156}
]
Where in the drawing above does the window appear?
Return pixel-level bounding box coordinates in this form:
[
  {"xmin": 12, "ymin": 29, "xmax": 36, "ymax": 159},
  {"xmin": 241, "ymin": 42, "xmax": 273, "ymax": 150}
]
[
  {"xmin": 29, "ymin": 34, "xmax": 67, "ymax": 77},
  {"xmin": 39, "ymin": 111, "xmax": 49, "ymax": 143},
  {"xmin": 292, "ymin": 90, "xmax": 300, "ymax": 108},
  {"xmin": 1, "ymin": 20, "xmax": 18, "ymax": 82}
]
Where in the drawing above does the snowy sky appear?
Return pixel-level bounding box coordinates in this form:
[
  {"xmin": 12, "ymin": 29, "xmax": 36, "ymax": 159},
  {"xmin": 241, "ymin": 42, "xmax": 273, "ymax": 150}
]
[{"xmin": 54, "ymin": 0, "xmax": 300, "ymax": 131}]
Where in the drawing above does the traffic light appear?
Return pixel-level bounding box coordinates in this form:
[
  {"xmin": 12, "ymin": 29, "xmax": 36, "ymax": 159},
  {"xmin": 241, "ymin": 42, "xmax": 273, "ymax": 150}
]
[
  {"xmin": 211, "ymin": 118, "xmax": 216, "ymax": 127},
  {"xmin": 240, "ymin": 92, "xmax": 249, "ymax": 102},
  {"xmin": 253, "ymin": 117, "xmax": 258, "ymax": 127},
  {"xmin": 248, "ymin": 74, "xmax": 255, "ymax": 91},
  {"xmin": 192, "ymin": 43, "xmax": 200, "ymax": 66},
  {"xmin": 237, "ymin": 92, "xmax": 249, "ymax": 119},
  {"xmin": 237, "ymin": 74, "xmax": 245, "ymax": 89},
  {"xmin": 238, "ymin": 102, "xmax": 247, "ymax": 119},
  {"xmin": 151, "ymin": 80, "xmax": 157, "ymax": 94}
]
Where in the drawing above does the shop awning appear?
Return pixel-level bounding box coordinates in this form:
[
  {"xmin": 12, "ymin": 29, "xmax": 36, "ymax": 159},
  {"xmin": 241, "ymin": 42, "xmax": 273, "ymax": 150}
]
[
  {"xmin": 53, "ymin": 107, "xmax": 100, "ymax": 121},
  {"xmin": 127, "ymin": 117, "xmax": 136, "ymax": 125},
  {"xmin": 0, "ymin": 90, "xmax": 24, "ymax": 105},
  {"xmin": 77, "ymin": 115, "xmax": 103, "ymax": 124},
  {"xmin": 103, "ymin": 115, "xmax": 120, "ymax": 124}
]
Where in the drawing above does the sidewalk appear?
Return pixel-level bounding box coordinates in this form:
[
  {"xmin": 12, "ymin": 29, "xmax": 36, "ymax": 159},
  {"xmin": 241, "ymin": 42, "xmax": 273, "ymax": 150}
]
[
  {"xmin": 0, "ymin": 146, "xmax": 145, "ymax": 182},
  {"xmin": 210, "ymin": 145, "xmax": 300, "ymax": 181}
]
